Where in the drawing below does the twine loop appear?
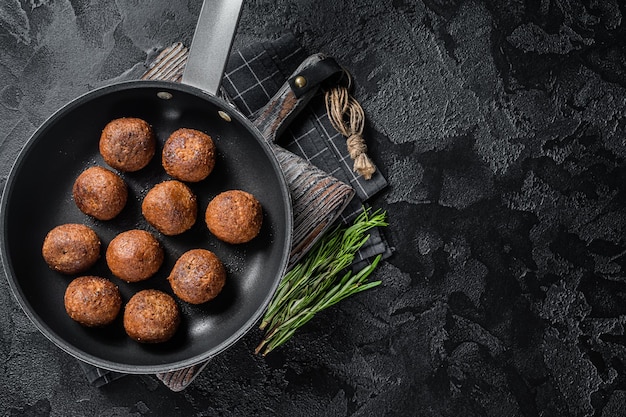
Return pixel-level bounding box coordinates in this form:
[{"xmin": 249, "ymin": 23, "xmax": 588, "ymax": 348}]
[{"xmin": 324, "ymin": 70, "xmax": 376, "ymax": 180}]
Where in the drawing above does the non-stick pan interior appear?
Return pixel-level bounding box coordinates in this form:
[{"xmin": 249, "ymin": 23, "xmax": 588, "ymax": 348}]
[{"xmin": 1, "ymin": 81, "xmax": 292, "ymax": 373}]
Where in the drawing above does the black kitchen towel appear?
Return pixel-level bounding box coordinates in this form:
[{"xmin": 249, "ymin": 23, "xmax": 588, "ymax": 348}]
[{"xmin": 82, "ymin": 33, "xmax": 390, "ymax": 388}]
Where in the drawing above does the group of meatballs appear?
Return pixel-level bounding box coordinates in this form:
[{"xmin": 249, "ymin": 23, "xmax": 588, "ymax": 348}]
[{"xmin": 41, "ymin": 117, "xmax": 263, "ymax": 343}]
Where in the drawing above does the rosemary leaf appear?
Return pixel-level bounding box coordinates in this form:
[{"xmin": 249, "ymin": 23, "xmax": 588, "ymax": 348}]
[{"xmin": 256, "ymin": 207, "xmax": 387, "ymax": 355}]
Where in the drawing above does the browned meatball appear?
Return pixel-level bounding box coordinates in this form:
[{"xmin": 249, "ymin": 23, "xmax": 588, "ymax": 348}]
[
  {"xmin": 72, "ymin": 166, "xmax": 128, "ymax": 220},
  {"xmin": 205, "ymin": 190, "xmax": 262, "ymax": 244},
  {"xmin": 42, "ymin": 223, "xmax": 101, "ymax": 274},
  {"xmin": 106, "ymin": 229, "xmax": 164, "ymax": 283},
  {"xmin": 123, "ymin": 289, "xmax": 180, "ymax": 343},
  {"xmin": 162, "ymin": 128, "xmax": 216, "ymax": 182},
  {"xmin": 64, "ymin": 276, "xmax": 121, "ymax": 327},
  {"xmin": 99, "ymin": 117, "xmax": 155, "ymax": 172},
  {"xmin": 141, "ymin": 180, "xmax": 197, "ymax": 236},
  {"xmin": 168, "ymin": 249, "xmax": 226, "ymax": 304}
]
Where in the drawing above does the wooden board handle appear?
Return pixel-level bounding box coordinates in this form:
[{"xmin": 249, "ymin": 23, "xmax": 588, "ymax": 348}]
[{"xmin": 252, "ymin": 53, "xmax": 343, "ymax": 143}]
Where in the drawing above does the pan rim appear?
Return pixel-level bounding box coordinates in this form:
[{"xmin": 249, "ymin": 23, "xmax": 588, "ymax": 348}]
[{"xmin": 0, "ymin": 80, "xmax": 293, "ymax": 374}]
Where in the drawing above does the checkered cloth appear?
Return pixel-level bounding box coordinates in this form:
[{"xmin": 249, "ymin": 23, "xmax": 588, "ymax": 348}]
[{"xmin": 81, "ymin": 33, "xmax": 390, "ymax": 388}]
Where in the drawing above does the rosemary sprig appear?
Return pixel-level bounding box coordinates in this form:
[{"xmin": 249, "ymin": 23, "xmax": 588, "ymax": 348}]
[{"xmin": 256, "ymin": 207, "xmax": 388, "ymax": 356}]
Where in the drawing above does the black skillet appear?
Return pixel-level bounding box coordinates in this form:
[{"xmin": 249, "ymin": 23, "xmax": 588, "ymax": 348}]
[{"xmin": 0, "ymin": 0, "xmax": 295, "ymax": 373}]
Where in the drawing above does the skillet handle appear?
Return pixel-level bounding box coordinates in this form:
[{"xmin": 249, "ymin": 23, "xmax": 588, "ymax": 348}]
[
  {"xmin": 252, "ymin": 54, "xmax": 345, "ymax": 143},
  {"xmin": 181, "ymin": 0, "xmax": 244, "ymax": 95}
]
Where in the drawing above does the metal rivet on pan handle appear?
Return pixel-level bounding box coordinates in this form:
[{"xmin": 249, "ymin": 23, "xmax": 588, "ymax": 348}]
[
  {"xmin": 157, "ymin": 91, "xmax": 173, "ymax": 100},
  {"xmin": 218, "ymin": 110, "xmax": 232, "ymax": 122}
]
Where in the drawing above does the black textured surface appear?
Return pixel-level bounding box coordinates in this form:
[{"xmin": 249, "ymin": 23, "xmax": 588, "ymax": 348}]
[{"xmin": 1, "ymin": 1, "xmax": 626, "ymax": 416}]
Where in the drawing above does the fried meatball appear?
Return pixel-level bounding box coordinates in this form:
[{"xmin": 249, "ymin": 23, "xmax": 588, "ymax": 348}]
[
  {"xmin": 42, "ymin": 223, "xmax": 101, "ymax": 274},
  {"xmin": 168, "ymin": 249, "xmax": 226, "ymax": 304},
  {"xmin": 106, "ymin": 229, "xmax": 164, "ymax": 283},
  {"xmin": 99, "ymin": 117, "xmax": 155, "ymax": 172},
  {"xmin": 205, "ymin": 190, "xmax": 262, "ymax": 244},
  {"xmin": 123, "ymin": 289, "xmax": 180, "ymax": 343},
  {"xmin": 73, "ymin": 166, "xmax": 128, "ymax": 220},
  {"xmin": 141, "ymin": 180, "xmax": 197, "ymax": 235},
  {"xmin": 64, "ymin": 276, "xmax": 121, "ymax": 327},
  {"xmin": 162, "ymin": 128, "xmax": 216, "ymax": 182}
]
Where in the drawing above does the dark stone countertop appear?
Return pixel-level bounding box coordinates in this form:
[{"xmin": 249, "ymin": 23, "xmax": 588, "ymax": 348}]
[{"xmin": 1, "ymin": 1, "xmax": 626, "ymax": 416}]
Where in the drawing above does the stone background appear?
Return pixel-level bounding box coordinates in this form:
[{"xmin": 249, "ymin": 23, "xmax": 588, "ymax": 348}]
[{"xmin": 1, "ymin": 0, "xmax": 626, "ymax": 416}]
